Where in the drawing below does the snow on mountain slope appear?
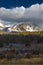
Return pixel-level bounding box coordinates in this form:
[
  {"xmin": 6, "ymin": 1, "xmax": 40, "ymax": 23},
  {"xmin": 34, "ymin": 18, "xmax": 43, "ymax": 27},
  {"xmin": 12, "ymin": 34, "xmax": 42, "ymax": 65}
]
[
  {"xmin": 0, "ymin": 22, "xmax": 42, "ymax": 32},
  {"xmin": 7, "ymin": 22, "xmax": 42, "ymax": 32}
]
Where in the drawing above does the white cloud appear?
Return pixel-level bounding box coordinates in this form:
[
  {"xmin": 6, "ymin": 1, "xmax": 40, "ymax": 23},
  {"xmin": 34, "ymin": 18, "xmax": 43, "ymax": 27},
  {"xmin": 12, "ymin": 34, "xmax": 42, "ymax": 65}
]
[
  {"xmin": 0, "ymin": 4, "xmax": 43, "ymax": 28},
  {"xmin": 0, "ymin": 6, "xmax": 25, "ymax": 20}
]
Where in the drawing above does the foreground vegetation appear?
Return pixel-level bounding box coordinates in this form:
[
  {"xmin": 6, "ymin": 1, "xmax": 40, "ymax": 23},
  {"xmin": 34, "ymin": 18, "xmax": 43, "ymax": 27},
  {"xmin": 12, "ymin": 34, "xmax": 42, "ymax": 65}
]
[
  {"xmin": 0, "ymin": 31, "xmax": 43, "ymax": 47},
  {"xmin": 0, "ymin": 30, "xmax": 43, "ymax": 35},
  {"xmin": 0, "ymin": 57, "xmax": 43, "ymax": 65},
  {"xmin": 0, "ymin": 31, "xmax": 43, "ymax": 65}
]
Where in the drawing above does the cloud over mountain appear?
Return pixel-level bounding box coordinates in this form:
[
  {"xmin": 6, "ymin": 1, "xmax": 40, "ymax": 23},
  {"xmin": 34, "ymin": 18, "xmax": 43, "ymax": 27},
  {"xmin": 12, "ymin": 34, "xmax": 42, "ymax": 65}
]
[{"xmin": 0, "ymin": 3, "xmax": 43, "ymax": 28}]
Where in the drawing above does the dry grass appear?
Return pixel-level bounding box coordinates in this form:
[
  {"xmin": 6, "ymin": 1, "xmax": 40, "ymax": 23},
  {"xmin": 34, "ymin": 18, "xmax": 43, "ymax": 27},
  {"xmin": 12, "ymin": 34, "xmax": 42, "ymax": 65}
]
[
  {"xmin": 0, "ymin": 57, "xmax": 43, "ymax": 65},
  {"xmin": 9, "ymin": 31, "xmax": 43, "ymax": 36},
  {"xmin": 0, "ymin": 31, "xmax": 43, "ymax": 36},
  {"xmin": 0, "ymin": 31, "xmax": 43, "ymax": 65}
]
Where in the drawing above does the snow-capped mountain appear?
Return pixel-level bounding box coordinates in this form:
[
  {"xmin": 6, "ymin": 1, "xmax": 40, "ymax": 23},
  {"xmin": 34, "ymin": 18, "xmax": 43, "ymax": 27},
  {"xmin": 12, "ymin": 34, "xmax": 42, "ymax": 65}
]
[
  {"xmin": 7, "ymin": 22, "xmax": 42, "ymax": 32},
  {"xmin": 0, "ymin": 22, "xmax": 42, "ymax": 32}
]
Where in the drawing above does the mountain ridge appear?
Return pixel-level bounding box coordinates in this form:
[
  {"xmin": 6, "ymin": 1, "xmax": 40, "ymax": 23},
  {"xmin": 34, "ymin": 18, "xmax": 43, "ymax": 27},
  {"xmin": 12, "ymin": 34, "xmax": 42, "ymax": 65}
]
[{"xmin": 0, "ymin": 22, "xmax": 42, "ymax": 32}]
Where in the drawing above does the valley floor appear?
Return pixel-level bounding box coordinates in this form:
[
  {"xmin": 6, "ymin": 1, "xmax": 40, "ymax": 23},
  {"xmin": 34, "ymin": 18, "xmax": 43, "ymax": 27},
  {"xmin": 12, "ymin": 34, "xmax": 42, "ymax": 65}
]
[
  {"xmin": 0, "ymin": 57, "xmax": 43, "ymax": 65},
  {"xmin": 0, "ymin": 32, "xmax": 43, "ymax": 65}
]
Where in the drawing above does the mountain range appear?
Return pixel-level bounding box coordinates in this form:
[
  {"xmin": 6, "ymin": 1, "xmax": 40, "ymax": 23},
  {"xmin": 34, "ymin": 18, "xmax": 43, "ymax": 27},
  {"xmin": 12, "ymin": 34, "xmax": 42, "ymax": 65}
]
[{"xmin": 0, "ymin": 22, "xmax": 42, "ymax": 32}]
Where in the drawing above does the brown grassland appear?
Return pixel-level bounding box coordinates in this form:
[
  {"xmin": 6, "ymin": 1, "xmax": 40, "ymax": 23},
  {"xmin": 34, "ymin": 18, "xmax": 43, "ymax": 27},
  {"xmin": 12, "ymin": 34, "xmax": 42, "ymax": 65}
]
[{"xmin": 0, "ymin": 31, "xmax": 43, "ymax": 65}]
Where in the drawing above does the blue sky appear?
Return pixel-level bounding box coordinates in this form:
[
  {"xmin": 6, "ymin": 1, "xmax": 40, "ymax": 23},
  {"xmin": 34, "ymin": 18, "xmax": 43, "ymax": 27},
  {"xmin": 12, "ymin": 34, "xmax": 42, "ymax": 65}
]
[
  {"xmin": 0, "ymin": 0, "xmax": 43, "ymax": 28},
  {"xmin": 0, "ymin": 0, "xmax": 43, "ymax": 8}
]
